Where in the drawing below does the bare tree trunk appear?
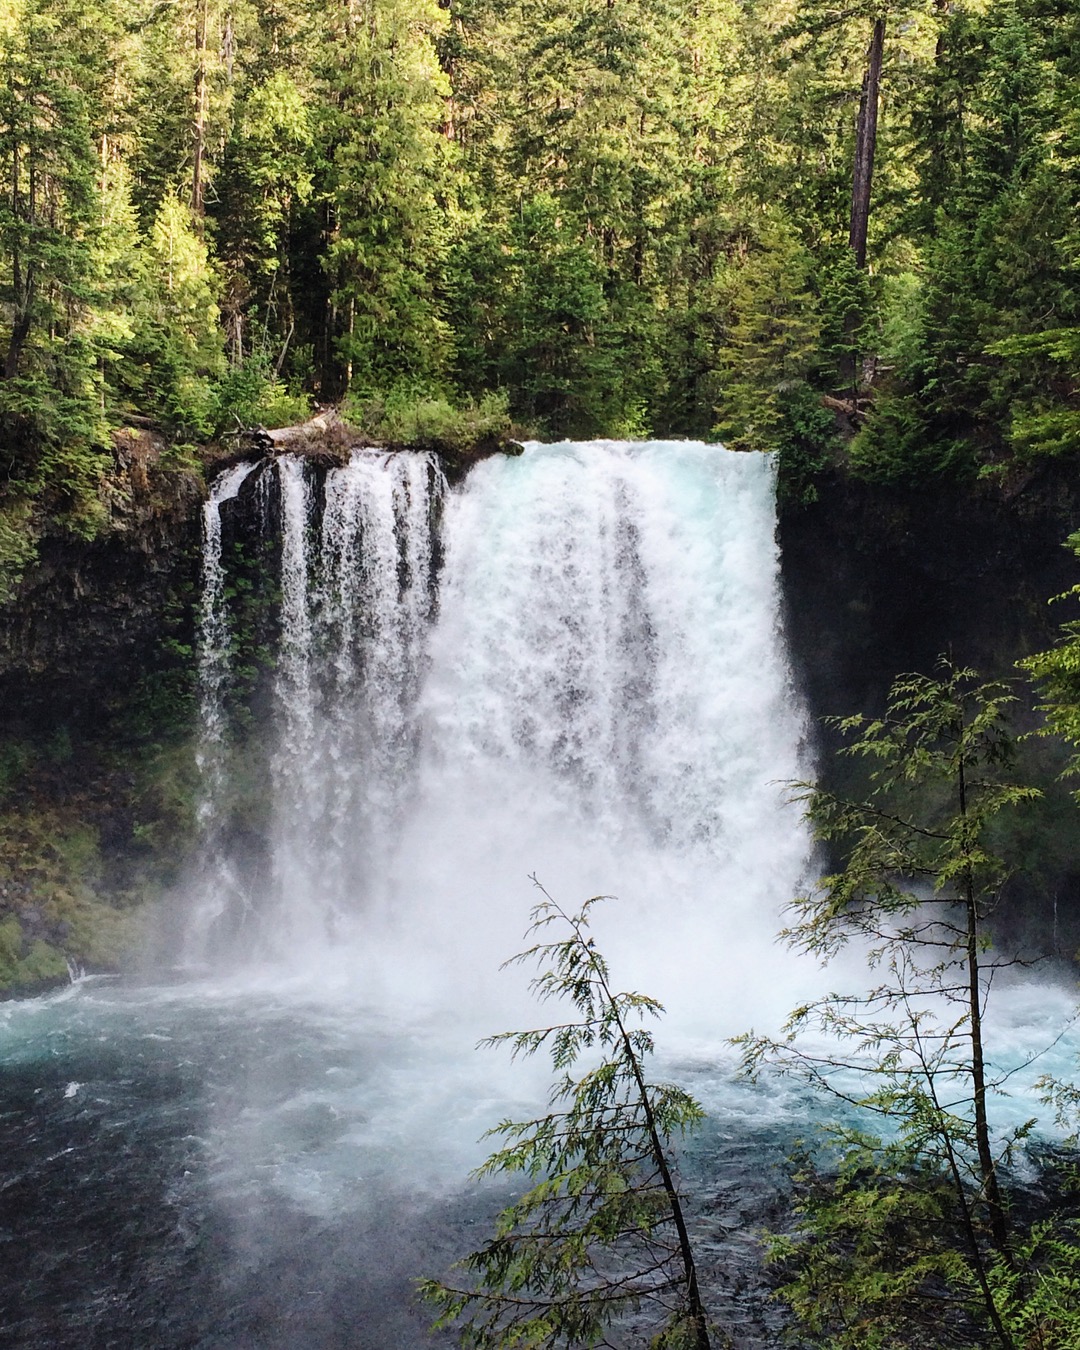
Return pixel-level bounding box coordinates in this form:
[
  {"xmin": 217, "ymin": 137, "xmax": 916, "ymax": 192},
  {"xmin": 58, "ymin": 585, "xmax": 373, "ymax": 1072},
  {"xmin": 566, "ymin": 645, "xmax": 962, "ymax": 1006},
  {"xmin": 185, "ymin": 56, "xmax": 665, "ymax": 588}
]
[
  {"xmin": 5, "ymin": 142, "xmax": 35, "ymax": 380},
  {"xmin": 192, "ymin": 0, "xmax": 208, "ymax": 220},
  {"xmin": 849, "ymin": 15, "xmax": 885, "ymax": 269},
  {"xmin": 222, "ymin": 6, "xmax": 235, "ymax": 82},
  {"xmin": 957, "ymin": 751, "xmax": 1010, "ymax": 1257},
  {"xmin": 599, "ymin": 966, "xmax": 710, "ymax": 1350}
]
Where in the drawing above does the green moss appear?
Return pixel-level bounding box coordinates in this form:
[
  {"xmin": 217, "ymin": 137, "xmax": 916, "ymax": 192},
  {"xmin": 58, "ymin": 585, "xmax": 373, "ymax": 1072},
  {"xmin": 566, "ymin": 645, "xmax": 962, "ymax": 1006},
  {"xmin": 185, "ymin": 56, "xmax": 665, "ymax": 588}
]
[
  {"xmin": 20, "ymin": 939, "xmax": 69, "ymax": 983},
  {"xmin": 0, "ymin": 915, "xmax": 22, "ymax": 975},
  {"xmin": 0, "ymin": 755, "xmax": 187, "ymax": 991},
  {"xmin": 0, "ymin": 917, "xmax": 68, "ymax": 991}
]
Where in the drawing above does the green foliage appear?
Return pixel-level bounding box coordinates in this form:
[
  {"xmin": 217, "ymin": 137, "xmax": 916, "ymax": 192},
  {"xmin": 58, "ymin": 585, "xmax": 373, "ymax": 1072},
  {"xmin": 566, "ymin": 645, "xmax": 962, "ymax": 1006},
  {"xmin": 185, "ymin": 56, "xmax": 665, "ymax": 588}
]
[
  {"xmin": 712, "ymin": 220, "xmax": 828, "ymax": 456},
  {"xmin": 212, "ymin": 357, "xmax": 312, "ymax": 432},
  {"xmin": 989, "ymin": 1213, "xmax": 1080, "ymax": 1349},
  {"xmin": 848, "ymin": 388, "xmax": 976, "ymax": 485},
  {"xmin": 853, "ymin": 0, "xmax": 1080, "ymax": 481},
  {"xmin": 344, "ymin": 387, "xmax": 511, "ymax": 452},
  {"xmin": 0, "ymin": 915, "xmax": 68, "ymax": 988},
  {"xmin": 448, "ymin": 194, "xmax": 659, "ymax": 438},
  {"xmin": 767, "ymin": 1136, "xmax": 983, "ymax": 1350},
  {"xmin": 3, "ymin": 0, "xmax": 1079, "ymax": 527},
  {"xmin": 117, "ymin": 191, "xmax": 226, "ymax": 437},
  {"xmin": 738, "ymin": 660, "xmax": 1055, "ymax": 1349},
  {"xmin": 0, "ymin": 0, "xmax": 120, "ymax": 562},
  {"xmin": 0, "ymin": 802, "xmax": 139, "ymax": 987},
  {"xmin": 987, "ymin": 328, "xmax": 1080, "ymax": 460},
  {"xmin": 0, "ymin": 496, "xmax": 38, "ymax": 601},
  {"xmin": 422, "ymin": 880, "xmax": 710, "ymax": 1350},
  {"xmin": 1021, "ymin": 533, "xmax": 1080, "ymax": 793},
  {"xmin": 317, "ymin": 0, "xmax": 455, "ymax": 396},
  {"xmin": 708, "ymin": 219, "xmax": 839, "ymax": 496}
]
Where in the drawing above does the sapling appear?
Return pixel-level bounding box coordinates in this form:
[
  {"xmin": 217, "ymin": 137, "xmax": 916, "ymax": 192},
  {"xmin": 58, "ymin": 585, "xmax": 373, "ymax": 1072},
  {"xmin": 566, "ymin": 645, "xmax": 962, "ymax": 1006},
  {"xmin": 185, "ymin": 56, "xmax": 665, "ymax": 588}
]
[{"xmin": 422, "ymin": 878, "xmax": 711, "ymax": 1349}]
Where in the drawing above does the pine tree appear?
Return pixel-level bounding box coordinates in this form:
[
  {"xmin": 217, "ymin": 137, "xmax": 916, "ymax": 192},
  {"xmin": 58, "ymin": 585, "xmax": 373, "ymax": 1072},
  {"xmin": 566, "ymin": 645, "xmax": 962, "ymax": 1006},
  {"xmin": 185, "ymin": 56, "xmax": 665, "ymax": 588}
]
[
  {"xmin": 315, "ymin": 0, "xmax": 454, "ymax": 399},
  {"xmin": 0, "ymin": 0, "xmax": 116, "ymax": 575}
]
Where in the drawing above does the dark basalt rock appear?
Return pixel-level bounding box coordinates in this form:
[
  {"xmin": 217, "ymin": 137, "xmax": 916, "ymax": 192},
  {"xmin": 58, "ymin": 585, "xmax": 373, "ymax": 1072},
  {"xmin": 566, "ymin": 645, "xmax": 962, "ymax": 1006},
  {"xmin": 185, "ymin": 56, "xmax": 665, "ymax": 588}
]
[
  {"xmin": 779, "ymin": 461, "xmax": 1080, "ymax": 727},
  {"xmin": 0, "ymin": 430, "xmax": 204, "ymax": 737},
  {"xmin": 779, "ymin": 455, "xmax": 1080, "ymax": 958}
]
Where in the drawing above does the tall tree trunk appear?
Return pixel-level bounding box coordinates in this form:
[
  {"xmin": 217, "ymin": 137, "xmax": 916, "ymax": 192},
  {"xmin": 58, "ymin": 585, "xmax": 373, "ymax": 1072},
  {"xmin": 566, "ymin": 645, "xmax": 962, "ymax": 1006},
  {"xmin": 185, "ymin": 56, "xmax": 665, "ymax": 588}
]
[
  {"xmin": 849, "ymin": 15, "xmax": 885, "ymax": 269},
  {"xmin": 5, "ymin": 142, "xmax": 34, "ymax": 380},
  {"xmin": 223, "ymin": 6, "xmax": 235, "ymax": 82},
  {"xmin": 192, "ymin": 0, "xmax": 208, "ymax": 220}
]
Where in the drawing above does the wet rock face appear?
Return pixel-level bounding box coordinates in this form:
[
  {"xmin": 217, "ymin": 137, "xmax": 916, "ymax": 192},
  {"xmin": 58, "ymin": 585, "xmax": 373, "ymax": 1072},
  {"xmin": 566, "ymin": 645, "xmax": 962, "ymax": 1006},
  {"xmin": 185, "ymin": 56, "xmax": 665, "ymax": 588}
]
[
  {"xmin": 778, "ymin": 464, "xmax": 1080, "ymax": 729},
  {"xmin": 11, "ymin": 437, "xmax": 1079, "ymax": 753},
  {"xmin": 0, "ymin": 434, "xmax": 204, "ymax": 737},
  {"xmin": 778, "ymin": 460, "xmax": 1080, "ymax": 957},
  {"xmin": 0, "ymin": 428, "xmax": 523, "ymax": 739}
]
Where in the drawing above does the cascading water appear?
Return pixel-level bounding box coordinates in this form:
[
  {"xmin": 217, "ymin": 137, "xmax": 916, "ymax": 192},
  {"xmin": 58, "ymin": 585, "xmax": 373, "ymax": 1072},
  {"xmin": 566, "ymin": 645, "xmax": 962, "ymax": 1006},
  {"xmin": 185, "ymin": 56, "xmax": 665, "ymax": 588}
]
[
  {"xmin": 185, "ymin": 448, "xmax": 446, "ymax": 966},
  {"xmin": 267, "ymin": 449, "xmax": 445, "ymax": 953},
  {"xmin": 388, "ymin": 441, "xmax": 813, "ymax": 1025},
  {"xmin": 189, "ymin": 459, "xmax": 258, "ymax": 941},
  {"xmin": 188, "ymin": 439, "xmax": 814, "ymax": 1031}
]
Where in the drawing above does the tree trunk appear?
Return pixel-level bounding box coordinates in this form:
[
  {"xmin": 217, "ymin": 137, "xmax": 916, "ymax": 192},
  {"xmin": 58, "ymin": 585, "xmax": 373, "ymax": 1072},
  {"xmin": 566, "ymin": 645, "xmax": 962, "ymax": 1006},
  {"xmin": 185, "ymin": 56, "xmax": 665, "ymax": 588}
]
[
  {"xmin": 192, "ymin": 0, "xmax": 208, "ymax": 220},
  {"xmin": 849, "ymin": 15, "xmax": 885, "ymax": 269},
  {"xmin": 956, "ymin": 750, "xmax": 1010, "ymax": 1256},
  {"xmin": 5, "ymin": 142, "xmax": 34, "ymax": 380},
  {"xmin": 603, "ymin": 971, "xmax": 710, "ymax": 1350}
]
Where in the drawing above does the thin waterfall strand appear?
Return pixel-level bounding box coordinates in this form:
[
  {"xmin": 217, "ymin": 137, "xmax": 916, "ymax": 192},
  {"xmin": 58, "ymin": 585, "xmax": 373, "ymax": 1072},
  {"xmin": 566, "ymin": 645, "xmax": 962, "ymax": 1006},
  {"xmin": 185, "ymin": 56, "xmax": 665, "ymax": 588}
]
[{"xmin": 188, "ymin": 460, "xmax": 258, "ymax": 949}]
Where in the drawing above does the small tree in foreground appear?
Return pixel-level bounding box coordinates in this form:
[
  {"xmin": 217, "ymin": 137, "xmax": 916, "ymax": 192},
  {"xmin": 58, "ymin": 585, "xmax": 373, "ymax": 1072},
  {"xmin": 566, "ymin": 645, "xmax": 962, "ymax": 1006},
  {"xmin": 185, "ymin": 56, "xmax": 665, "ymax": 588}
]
[
  {"xmin": 420, "ymin": 879, "xmax": 711, "ymax": 1350},
  {"xmin": 736, "ymin": 660, "xmax": 1065, "ymax": 1350}
]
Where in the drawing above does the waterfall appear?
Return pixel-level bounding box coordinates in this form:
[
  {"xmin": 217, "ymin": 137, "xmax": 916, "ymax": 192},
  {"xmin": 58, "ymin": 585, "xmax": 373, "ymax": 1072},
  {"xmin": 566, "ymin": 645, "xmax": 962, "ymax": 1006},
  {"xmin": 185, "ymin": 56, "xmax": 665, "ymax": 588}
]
[
  {"xmin": 258, "ymin": 450, "xmax": 445, "ymax": 957},
  {"xmin": 393, "ymin": 441, "xmax": 812, "ymax": 1024},
  {"xmin": 8, "ymin": 444, "xmax": 1075, "ymax": 1350},
  {"xmin": 191, "ymin": 441, "xmax": 811, "ymax": 1026},
  {"xmin": 196, "ymin": 459, "xmax": 258, "ymax": 782},
  {"xmin": 189, "ymin": 459, "xmax": 258, "ymax": 941}
]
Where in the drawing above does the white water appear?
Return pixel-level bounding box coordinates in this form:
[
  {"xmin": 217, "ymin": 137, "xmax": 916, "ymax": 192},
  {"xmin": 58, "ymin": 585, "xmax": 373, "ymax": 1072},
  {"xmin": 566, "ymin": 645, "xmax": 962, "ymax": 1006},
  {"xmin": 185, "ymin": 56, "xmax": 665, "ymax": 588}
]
[
  {"xmin": 189, "ymin": 459, "xmax": 259, "ymax": 940},
  {"xmin": 267, "ymin": 450, "xmax": 446, "ymax": 957},
  {"xmin": 186, "ymin": 440, "xmax": 1080, "ymax": 1073},
  {"xmin": 195, "ymin": 459, "xmax": 257, "ymax": 806},
  {"xmin": 188, "ymin": 440, "xmax": 829, "ymax": 1041},
  {"xmin": 387, "ymin": 441, "xmax": 815, "ymax": 1033}
]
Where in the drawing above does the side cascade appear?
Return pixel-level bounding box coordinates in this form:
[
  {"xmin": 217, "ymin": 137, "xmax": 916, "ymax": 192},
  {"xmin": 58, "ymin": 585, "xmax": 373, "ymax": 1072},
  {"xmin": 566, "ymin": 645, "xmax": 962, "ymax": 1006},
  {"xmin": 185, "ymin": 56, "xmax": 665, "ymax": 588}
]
[
  {"xmin": 190, "ymin": 459, "xmax": 258, "ymax": 939},
  {"xmin": 188, "ymin": 440, "xmax": 810, "ymax": 1016},
  {"xmin": 188, "ymin": 448, "xmax": 445, "ymax": 964},
  {"xmin": 270, "ymin": 449, "xmax": 445, "ymax": 951}
]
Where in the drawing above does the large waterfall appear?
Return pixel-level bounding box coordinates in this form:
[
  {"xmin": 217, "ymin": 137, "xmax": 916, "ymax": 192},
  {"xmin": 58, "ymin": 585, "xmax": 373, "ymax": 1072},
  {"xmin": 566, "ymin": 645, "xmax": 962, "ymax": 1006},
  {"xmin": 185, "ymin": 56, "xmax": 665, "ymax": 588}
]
[{"xmin": 191, "ymin": 440, "xmax": 812, "ymax": 1026}]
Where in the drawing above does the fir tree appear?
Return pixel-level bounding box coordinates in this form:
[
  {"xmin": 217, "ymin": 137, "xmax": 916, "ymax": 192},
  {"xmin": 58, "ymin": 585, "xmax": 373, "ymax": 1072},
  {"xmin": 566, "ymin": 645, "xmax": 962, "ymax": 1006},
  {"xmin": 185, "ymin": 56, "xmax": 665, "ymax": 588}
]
[{"xmin": 423, "ymin": 880, "xmax": 711, "ymax": 1350}]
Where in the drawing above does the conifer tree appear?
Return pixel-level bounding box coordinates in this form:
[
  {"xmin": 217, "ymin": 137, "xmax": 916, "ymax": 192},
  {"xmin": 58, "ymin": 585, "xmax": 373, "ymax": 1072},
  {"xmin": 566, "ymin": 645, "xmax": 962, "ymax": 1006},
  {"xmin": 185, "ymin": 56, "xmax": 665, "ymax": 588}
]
[
  {"xmin": 738, "ymin": 661, "xmax": 1053, "ymax": 1349},
  {"xmin": 423, "ymin": 882, "xmax": 711, "ymax": 1350},
  {"xmin": 316, "ymin": 0, "xmax": 454, "ymax": 398}
]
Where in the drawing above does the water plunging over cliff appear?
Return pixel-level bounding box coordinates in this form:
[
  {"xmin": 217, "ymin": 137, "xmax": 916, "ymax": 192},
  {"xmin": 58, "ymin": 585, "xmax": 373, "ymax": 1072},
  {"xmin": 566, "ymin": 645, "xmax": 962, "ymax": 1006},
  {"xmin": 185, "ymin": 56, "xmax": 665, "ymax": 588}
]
[{"xmin": 190, "ymin": 441, "xmax": 812, "ymax": 1029}]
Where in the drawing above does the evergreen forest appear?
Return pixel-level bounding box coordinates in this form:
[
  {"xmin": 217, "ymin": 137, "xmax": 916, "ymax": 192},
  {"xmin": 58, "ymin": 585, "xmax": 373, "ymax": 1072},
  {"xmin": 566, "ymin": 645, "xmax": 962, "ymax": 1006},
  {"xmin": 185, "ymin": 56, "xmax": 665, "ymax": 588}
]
[{"xmin": 4, "ymin": 0, "xmax": 1080, "ymax": 581}]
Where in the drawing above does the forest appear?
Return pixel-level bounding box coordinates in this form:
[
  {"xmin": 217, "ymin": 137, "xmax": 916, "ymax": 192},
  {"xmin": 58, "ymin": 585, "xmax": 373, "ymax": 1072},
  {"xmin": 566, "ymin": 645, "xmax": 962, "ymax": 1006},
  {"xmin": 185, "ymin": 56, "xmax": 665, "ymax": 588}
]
[
  {"xmin": 2, "ymin": 0, "xmax": 1080, "ymax": 590},
  {"xmin": 4, "ymin": 0, "xmax": 1080, "ymax": 1347}
]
